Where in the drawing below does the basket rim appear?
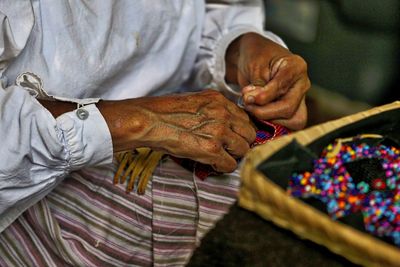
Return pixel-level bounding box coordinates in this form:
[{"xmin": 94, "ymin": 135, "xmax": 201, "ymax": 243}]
[{"xmin": 239, "ymin": 101, "xmax": 400, "ymax": 267}]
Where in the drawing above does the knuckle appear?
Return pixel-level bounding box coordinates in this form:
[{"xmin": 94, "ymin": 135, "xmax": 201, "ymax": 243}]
[
  {"xmin": 237, "ymin": 124, "xmax": 256, "ymax": 143},
  {"xmin": 236, "ymin": 108, "xmax": 249, "ymax": 121},
  {"xmin": 293, "ymin": 54, "xmax": 308, "ymax": 72}
]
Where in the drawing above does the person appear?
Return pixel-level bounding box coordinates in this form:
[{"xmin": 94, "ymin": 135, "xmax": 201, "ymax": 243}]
[{"xmin": 0, "ymin": 0, "xmax": 310, "ymax": 266}]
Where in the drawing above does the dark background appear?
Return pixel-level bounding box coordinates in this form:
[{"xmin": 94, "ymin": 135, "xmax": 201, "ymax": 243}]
[
  {"xmin": 188, "ymin": 1, "xmax": 399, "ymax": 266},
  {"xmin": 262, "ymin": 0, "xmax": 399, "ymax": 106}
]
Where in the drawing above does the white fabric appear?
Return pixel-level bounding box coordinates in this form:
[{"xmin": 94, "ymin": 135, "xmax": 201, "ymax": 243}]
[{"xmin": 0, "ymin": 0, "xmax": 285, "ymax": 232}]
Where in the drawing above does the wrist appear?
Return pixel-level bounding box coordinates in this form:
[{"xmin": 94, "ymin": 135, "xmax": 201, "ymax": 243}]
[
  {"xmin": 38, "ymin": 99, "xmax": 76, "ymax": 118},
  {"xmin": 97, "ymin": 100, "xmax": 150, "ymax": 152},
  {"xmin": 225, "ymin": 34, "xmax": 243, "ymax": 84},
  {"xmin": 40, "ymin": 98, "xmax": 159, "ymax": 153}
]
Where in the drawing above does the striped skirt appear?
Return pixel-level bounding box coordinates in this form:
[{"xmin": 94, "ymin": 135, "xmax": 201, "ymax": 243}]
[{"xmin": 0, "ymin": 158, "xmax": 240, "ymax": 266}]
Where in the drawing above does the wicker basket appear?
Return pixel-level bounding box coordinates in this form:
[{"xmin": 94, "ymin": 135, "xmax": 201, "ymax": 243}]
[{"xmin": 239, "ymin": 101, "xmax": 400, "ymax": 267}]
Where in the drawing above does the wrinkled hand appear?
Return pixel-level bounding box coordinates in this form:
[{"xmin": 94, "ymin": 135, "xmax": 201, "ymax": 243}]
[
  {"xmin": 100, "ymin": 90, "xmax": 256, "ymax": 172},
  {"xmin": 226, "ymin": 33, "xmax": 310, "ymax": 130}
]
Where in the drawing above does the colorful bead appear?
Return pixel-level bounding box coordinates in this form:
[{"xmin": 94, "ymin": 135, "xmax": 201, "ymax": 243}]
[
  {"xmin": 357, "ymin": 181, "xmax": 370, "ymax": 193},
  {"xmin": 372, "ymin": 178, "xmax": 386, "ymax": 190},
  {"xmin": 288, "ymin": 141, "xmax": 400, "ymax": 246}
]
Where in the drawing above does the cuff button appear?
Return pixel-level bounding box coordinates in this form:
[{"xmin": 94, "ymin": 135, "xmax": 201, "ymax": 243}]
[{"xmin": 76, "ymin": 108, "xmax": 89, "ymax": 120}]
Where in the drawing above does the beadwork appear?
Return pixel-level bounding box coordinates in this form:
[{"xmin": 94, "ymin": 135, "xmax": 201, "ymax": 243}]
[{"xmin": 288, "ymin": 140, "xmax": 400, "ymax": 246}]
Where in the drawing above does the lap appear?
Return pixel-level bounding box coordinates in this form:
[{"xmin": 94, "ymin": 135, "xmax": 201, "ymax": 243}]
[{"xmin": 0, "ymin": 157, "xmax": 240, "ymax": 267}]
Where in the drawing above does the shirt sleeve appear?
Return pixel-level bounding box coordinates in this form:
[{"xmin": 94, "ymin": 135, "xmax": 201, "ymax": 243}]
[
  {"xmin": 189, "ymin": 0, "xmax": 287, "ymax": 101},
  {"xmin": 0, "ymin": 2, "xmax": 113, "ymax": 233}
]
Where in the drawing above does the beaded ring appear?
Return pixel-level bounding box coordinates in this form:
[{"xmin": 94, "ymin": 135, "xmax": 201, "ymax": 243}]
[{"xmin": 288, "ymin": 135, "xmax": 400, "ymax": 246}]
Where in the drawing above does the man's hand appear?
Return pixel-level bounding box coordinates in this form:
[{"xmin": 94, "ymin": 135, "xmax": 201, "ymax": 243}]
[
  {"xmin": 99, "ymin": 90, "xmax": 256, "ymax": 172},
  {"xmin": 225, "ymin": 32, "xmax": 310, "ymax": 130},
  {"xmin": 41, "ymin": 90, "xmax": 255, "ymax": 172}
]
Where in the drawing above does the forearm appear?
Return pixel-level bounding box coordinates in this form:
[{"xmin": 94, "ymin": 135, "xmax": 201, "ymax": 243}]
[{"xmin": 39, "ymin": 99, "xmax": 148, "ymax": 152}]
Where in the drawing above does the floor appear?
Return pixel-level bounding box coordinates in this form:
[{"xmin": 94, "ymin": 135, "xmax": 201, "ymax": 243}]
[{"xmin": 188, "ymin": 205, "xmax": 359, "ymax": 267}]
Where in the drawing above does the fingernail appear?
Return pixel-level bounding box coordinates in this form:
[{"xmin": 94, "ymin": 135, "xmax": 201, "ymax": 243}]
[{"xmin": 246, "ymin": 95, "xmax": 255, "ymax": 104}]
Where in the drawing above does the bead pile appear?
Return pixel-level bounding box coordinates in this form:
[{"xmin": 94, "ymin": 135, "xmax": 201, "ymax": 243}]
[{"xmin": 288, "ymin": 140, "xmax": 400, "ymax": 246}]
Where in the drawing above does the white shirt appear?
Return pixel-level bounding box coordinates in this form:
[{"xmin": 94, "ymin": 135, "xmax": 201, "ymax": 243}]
[{"xmin": 0, "ymin": 0, "xmax": 285, "ymax": 232}]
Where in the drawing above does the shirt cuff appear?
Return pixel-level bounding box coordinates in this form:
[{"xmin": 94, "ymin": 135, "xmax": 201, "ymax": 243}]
[
  {"xmin": 56, "ymin": 103, "xmax": 113, "ymax": 170},
  {"xmin": 213, "ymin": 26, "xmax": 287, "ymax": 102}
]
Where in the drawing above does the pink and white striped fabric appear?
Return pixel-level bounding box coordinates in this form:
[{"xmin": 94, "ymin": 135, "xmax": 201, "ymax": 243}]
[{"xmin": 0, "ymin": 158, "xmax": 240, "ymax": 266}]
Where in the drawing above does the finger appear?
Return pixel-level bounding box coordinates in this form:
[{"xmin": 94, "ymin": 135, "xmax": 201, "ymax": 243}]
[
  {"xmin": 211, "ymin": 150, "xmax": 238, "ymax": 173},
  {"xmin": 249, "ymin": 57, "xmax": 283, "ymax": 88},
  {"xmin": 252, "ymin": 55, "xmax": 308, "ymax": 106},
  {"xmin": 245, "ymin": 78, "xmax": 308, "ymax": 120},
  {"xmin": 179, "ymin": 135, "xmax": 237, "ymax": 173},
  {"xmin": 272, "ymin": 97, "xmax": 308, "ymax": 130},
  {"xmin": 242, "ymin": 86, "xmax": 264, "ymax": 105},
  {"xmin": 242, "ymin": 71, "xmax": 289, "ymax": 107},
  {"xmin": 221, "ymin": 130, "xmax": 250, "ymax": 158},
  {"xmin": 254, "ymin": 67, "xmax": 298, "ymax": 106},
  {"xmin": 247, "ymin": 61, "xmax": 267, "ymax": 86},
  {"xmin": 269, "ymin": 57, "xmax": 287, "ymax": 79},
  {"xmin": 202, "ymin": 90, "xmax": 249, "ymax": 122},
  {"xmin": 223, "ymin": 98, "xmax": 253, "ymax": 122},
  {"xmin": 270, "ymin": 55, "xmax": 308, "ymax": 96},
  {"xmin": 252, "ymin": 80, "xmax": 280, "ymax": 105},
  {"xmin": 245, "ymin": 84, "xmax": 303, "ymax": 121},
  {"xmin": 230, "ymin": 119, "xmax": 256, "ymax": 144},
  {"xmin": 241, "ymin": 59, "xmax": 285, "ymax": 105},
  {"xmin": 209, "ymin": 108, "xmax": 256, "ymax": 144},
  {"xmin": 244, "ymin": 58, "xmax": 288, "ymax": 106},
  {"xmin": 246, "ymin": 66, "xmax": 268, "ymax": 100}
]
